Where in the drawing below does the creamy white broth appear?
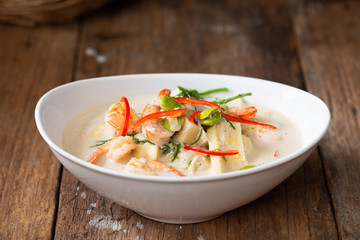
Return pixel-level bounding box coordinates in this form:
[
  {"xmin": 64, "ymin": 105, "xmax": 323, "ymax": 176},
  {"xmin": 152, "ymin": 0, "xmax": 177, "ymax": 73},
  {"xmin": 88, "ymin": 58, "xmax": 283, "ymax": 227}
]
[{"xmin": 62, "ymin": 93, "xmax": 302, "ymax": 177}]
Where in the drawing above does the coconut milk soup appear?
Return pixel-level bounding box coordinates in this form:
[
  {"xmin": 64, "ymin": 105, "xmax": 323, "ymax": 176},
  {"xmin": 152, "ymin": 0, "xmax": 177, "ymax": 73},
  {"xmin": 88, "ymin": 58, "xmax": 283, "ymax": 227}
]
[{"xmin": 62, "ymin": 89, "xmax": 302, "ymax": 177}]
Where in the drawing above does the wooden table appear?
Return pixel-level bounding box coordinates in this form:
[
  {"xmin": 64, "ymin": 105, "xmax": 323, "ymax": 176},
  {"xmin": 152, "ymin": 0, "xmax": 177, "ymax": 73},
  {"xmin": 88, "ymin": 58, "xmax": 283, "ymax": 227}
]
[{"xmin": 1, "ymin": 0, "xmax": 359, "ymax": 239}]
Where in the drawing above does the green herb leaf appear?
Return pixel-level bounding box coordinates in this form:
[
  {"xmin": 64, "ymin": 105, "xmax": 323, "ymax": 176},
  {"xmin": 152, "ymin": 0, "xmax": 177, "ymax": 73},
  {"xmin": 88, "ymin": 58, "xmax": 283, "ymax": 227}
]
[
  {"xmin": 189, "ymin": 129, "xmax": 203, "ymax": 146},
  {"xmin": 133, "ymin": 139, "xmax": 155, "ymax": 145},
  {"xmin": 224, "ymin": 117, "xmax": 236, "ymax": 130},
  {"xmin": 126, "ymin": 132, "xmax": 140, "ymax": 137},
  {"xmin": 160, "ymin": 144, "xmax": 172, "ymax": 154},
  {"xmin": 175, "ymin": 86, "xmax": 230, "ymax": 99},
  {"xmin": 170, "ymin": 138, "xmax": 181, "ymax": 162},
  {"xmin": 239, "ymin": 165, "xmax": 256, "ymax": 170},
  {"xmin": 89, "ymin": 138, "xmax": 113, "ymax": 148},
  {"xmin": 199, "ymin": 87, "xmax": 229, "ymax": 95},
  {"xmin": 214, "ymin": 92, "xmax": 252, "ymax": 104},
  {"xmin": 212, "ymin": 148, "xmax": 227, "ymax": 161},
  {"xmin": 184, "ymin": 160, "xmax": 192, "ymax": 170},
  {"xmin": 175, "ymin": 86, "xmax": 202, "ymax": 99}
]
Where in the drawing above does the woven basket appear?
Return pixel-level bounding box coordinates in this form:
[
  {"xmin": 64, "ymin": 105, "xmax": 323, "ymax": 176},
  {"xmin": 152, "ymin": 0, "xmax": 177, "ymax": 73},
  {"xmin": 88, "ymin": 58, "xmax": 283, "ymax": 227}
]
[{"xmin": 0, "ymin": 0, "xmax": 114, "ymax": 27}]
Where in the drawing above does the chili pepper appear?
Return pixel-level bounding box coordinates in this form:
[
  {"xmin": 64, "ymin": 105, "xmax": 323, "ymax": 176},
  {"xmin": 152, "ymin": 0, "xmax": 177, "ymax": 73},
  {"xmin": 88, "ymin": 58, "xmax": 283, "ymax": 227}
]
[
  {"xmin": 184, "ymin": 146, "xmax": 239, "ymax": 156},
  {"xmin": 133, "ymin": 109, "xmax": 188, "ymax": 128},
  {"xmin": 220, "ymin": 112, "xmax": 277, "ymax": 129},
  {"xmin": 172, "ymin": 97, "xmax": 220, "ymax": 109},
  {"xmin": 188, "ymin": 111, "xmax": 201, "ymax": 123},
  {"xmin": 273, "ymin": 150, "xmax": 279, "ymax": 157},
  {"xmin": 120, "ymin": 97, "xmax": 130, "ymax": 136}
]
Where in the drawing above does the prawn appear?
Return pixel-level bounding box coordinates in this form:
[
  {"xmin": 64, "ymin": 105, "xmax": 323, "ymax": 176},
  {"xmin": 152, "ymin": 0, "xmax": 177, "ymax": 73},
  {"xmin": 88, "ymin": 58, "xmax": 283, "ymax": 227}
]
[
  {"xmin": 141, "ymin": 89, "xmax": 174, "ymax": 145},
  {"xmin": 226, "ymin": 106, "xmax": 257, "ymax": 119},
  {"xmin": 254, "ymin": 127, "xmax": 281, "ymax": 141},
  {"xmin": 87, "ymin": 136, "xmax": 136, "ymax": 164},
  {"xmin": 127, "ymin": 157, "xmax": 185, "ymax": 177},
  {"xmin": 105, "ymin": 97, "xmax": 141, "ymax": 137}
]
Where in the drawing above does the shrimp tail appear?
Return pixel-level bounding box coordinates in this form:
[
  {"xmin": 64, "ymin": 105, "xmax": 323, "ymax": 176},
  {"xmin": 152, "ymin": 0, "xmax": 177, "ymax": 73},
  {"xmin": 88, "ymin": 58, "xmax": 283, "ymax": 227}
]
[
  {"xmin": 128, "ymin": 157, "xmax": 185, "ymax": 177},
  {"xmin": 87, "ymin": 139, "xmax": 113, "ymax": 163},
  {"xmin": 87, "ymin": 147, "xmax": 106, "ymax": 164},
  {"xmin": 158, "ymin": 89, "xmax": 171, "ymax": 98}
]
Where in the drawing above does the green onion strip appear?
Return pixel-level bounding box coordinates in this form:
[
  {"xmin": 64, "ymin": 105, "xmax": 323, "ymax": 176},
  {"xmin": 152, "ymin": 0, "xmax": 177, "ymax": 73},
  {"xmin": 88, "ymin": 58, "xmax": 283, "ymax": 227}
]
[{"xmin": 189, "ymin": 129, "xmax": 203, "ymax": 146}]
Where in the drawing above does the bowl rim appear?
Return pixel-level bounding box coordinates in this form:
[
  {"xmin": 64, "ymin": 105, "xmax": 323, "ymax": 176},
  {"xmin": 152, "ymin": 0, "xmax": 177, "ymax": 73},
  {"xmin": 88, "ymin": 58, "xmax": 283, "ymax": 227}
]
[{"xmin": 35, "ymin": 73, "xmax": 331, "ymax": 183}]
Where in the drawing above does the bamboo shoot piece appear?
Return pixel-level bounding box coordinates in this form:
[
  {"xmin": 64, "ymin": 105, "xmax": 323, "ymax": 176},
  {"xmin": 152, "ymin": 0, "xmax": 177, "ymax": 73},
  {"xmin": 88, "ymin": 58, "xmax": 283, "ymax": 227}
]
[{"xmin": 207, "ymin": 119, "xmax": 247, "ymax": 174}]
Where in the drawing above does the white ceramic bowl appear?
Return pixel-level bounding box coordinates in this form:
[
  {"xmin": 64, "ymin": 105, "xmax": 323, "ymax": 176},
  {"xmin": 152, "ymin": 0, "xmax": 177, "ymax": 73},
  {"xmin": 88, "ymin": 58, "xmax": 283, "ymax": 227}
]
[{"xmin": 35, "ymin": 73, "xmax": 330, "ymax": 224}]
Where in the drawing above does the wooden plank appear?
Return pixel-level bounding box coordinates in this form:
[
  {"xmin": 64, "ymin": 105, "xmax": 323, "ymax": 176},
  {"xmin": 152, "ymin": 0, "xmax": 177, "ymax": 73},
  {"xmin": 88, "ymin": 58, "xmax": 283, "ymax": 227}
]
[
  {"xmin": 54, "ymin": 0, "xmax": 337, "ymax": 238},
  {"xmin": 0, "ymin": 23, "xmax": 78, "ymax": 239},
  {"xmin": 290, "ymin": 0, "xmax": 360, "ymax": 238}
]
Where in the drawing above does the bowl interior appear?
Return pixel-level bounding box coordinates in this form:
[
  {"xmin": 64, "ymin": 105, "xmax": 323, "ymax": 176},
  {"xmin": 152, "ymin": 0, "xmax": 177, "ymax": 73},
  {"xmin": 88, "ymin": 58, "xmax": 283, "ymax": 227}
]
[{"xmin": 36, "ymin": 74, "xmax": 330, "ymax": 177}]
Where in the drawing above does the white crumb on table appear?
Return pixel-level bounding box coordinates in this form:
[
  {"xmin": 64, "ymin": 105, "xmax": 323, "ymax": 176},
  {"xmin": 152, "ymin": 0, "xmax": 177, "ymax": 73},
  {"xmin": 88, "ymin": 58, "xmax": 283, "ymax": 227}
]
[
  {"xmin": 89, "ymin": 215, "xmax": 122, "ymax": 231},
  {"xmin": 85, "ymin": 47, "xmax": 108, "ymax": 64},
  {"xmin": 96, "ymin": 55, "xmax": 108, "ymax": 64},
  {"xmin": 85, "ymin": 47, "xmax": 97, "ymax": 57},
  {"xmin": 81, "ymin": 192, "xmax": 87, "ymax": 199},
  {"xmin": 197, "ymin": 235, "xmax": 205, "ymax": 240},
  {"xmin": 136, "ymin": 221, "xmax": 143, "ymax": 230}
]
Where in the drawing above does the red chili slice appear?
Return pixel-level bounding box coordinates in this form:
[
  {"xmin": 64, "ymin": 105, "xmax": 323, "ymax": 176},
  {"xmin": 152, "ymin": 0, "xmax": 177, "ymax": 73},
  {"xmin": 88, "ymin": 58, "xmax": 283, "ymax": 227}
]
[
  {"xmin": 221, "ymin": 112, "xmax": 277, "ymax": 129},
  {"xmin": 133, "ymin": 109, "xmax": 188, "ymax": 128},
  {"xmin": 184, "ymin": 146, "xmax": 239, "ymax": 156},
  {"xmin": 172, "ymin": 97, "xmax": 221, "ymax": 109},
  {"xmin": 120, "ymin": 96, "xmax": 130, "ymax": 136},
  {"xmin": 188, "ymin": 111, "xmax": 201, "ymax": 123}
]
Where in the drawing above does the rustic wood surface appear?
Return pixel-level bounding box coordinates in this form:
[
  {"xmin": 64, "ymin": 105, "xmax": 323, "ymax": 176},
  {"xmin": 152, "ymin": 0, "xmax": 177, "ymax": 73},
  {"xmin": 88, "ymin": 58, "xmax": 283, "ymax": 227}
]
[{"xmin": 0, "ymin": 0, "xmax": 359, "ymax": 239}]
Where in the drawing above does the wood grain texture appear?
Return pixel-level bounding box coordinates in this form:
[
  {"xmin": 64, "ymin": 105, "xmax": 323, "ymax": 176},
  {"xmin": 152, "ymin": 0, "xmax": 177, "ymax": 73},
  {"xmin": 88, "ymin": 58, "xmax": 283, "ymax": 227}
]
[
  {"xmin": 3, "ymin": 0, "xmax": 359, "ymax": 238},
  {"xmin": 290, "ymin": 0, "xmax": 360, "ymax": 238},
  {"xmin": 0, "ymin": 24, "xmax": 78, "ymax": 239},
  {"xmin": 53, "ymin": 0, "xmax": 338, "ymax": 239}
]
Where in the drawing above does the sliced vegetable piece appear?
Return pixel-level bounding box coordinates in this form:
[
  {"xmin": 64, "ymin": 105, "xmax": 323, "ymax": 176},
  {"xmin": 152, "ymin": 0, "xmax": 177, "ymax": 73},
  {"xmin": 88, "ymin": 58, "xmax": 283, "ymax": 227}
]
[
  {"xmin": 242, "ymin": 133, "xmax": 253, "ymax": 155},
  {"xmin": 198, "ymin": 107, "xmax": 218, "ymax": 119},
  {"xmin": 207, "ymin": 123, "xmax": 226, "ymax": 174},
  {"xmin": 174, "ymin": 119, "xmax": 203, "ymax": 146},
  {"xmin": 178, "ymin": 115, "xmax": 186, "ymax": 126},
  {"xmin": 159, "ymin": 96, "xmax": 182, "ymax": 110},
  {"xmin": 189, "ymin": 129, "xmax": 203, "ymax": 146},
  {"xmin": 207, "ymin": 119, "xmax": 247, "ymax": 172},
  {"xmin": 221, "ymin": 112, "xmax": 277, "ymax": 129},
  {"xmin": 201, "ymin": 111, "xmax": 221, "ymax": 126},
  {"xmin": 161, "ymin": 115, "xmax": 185, "ymax": 132},
  {"xmin": 132, "ymin": 144, "xmax": 161, "ymax": 160},
  {"xmin": 239, "ymin": 165, "xmax": 256, "ymax": 170},
  {"xmin": 161, "ymin": 118, "xmax": 172, "ymax": 132}
]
